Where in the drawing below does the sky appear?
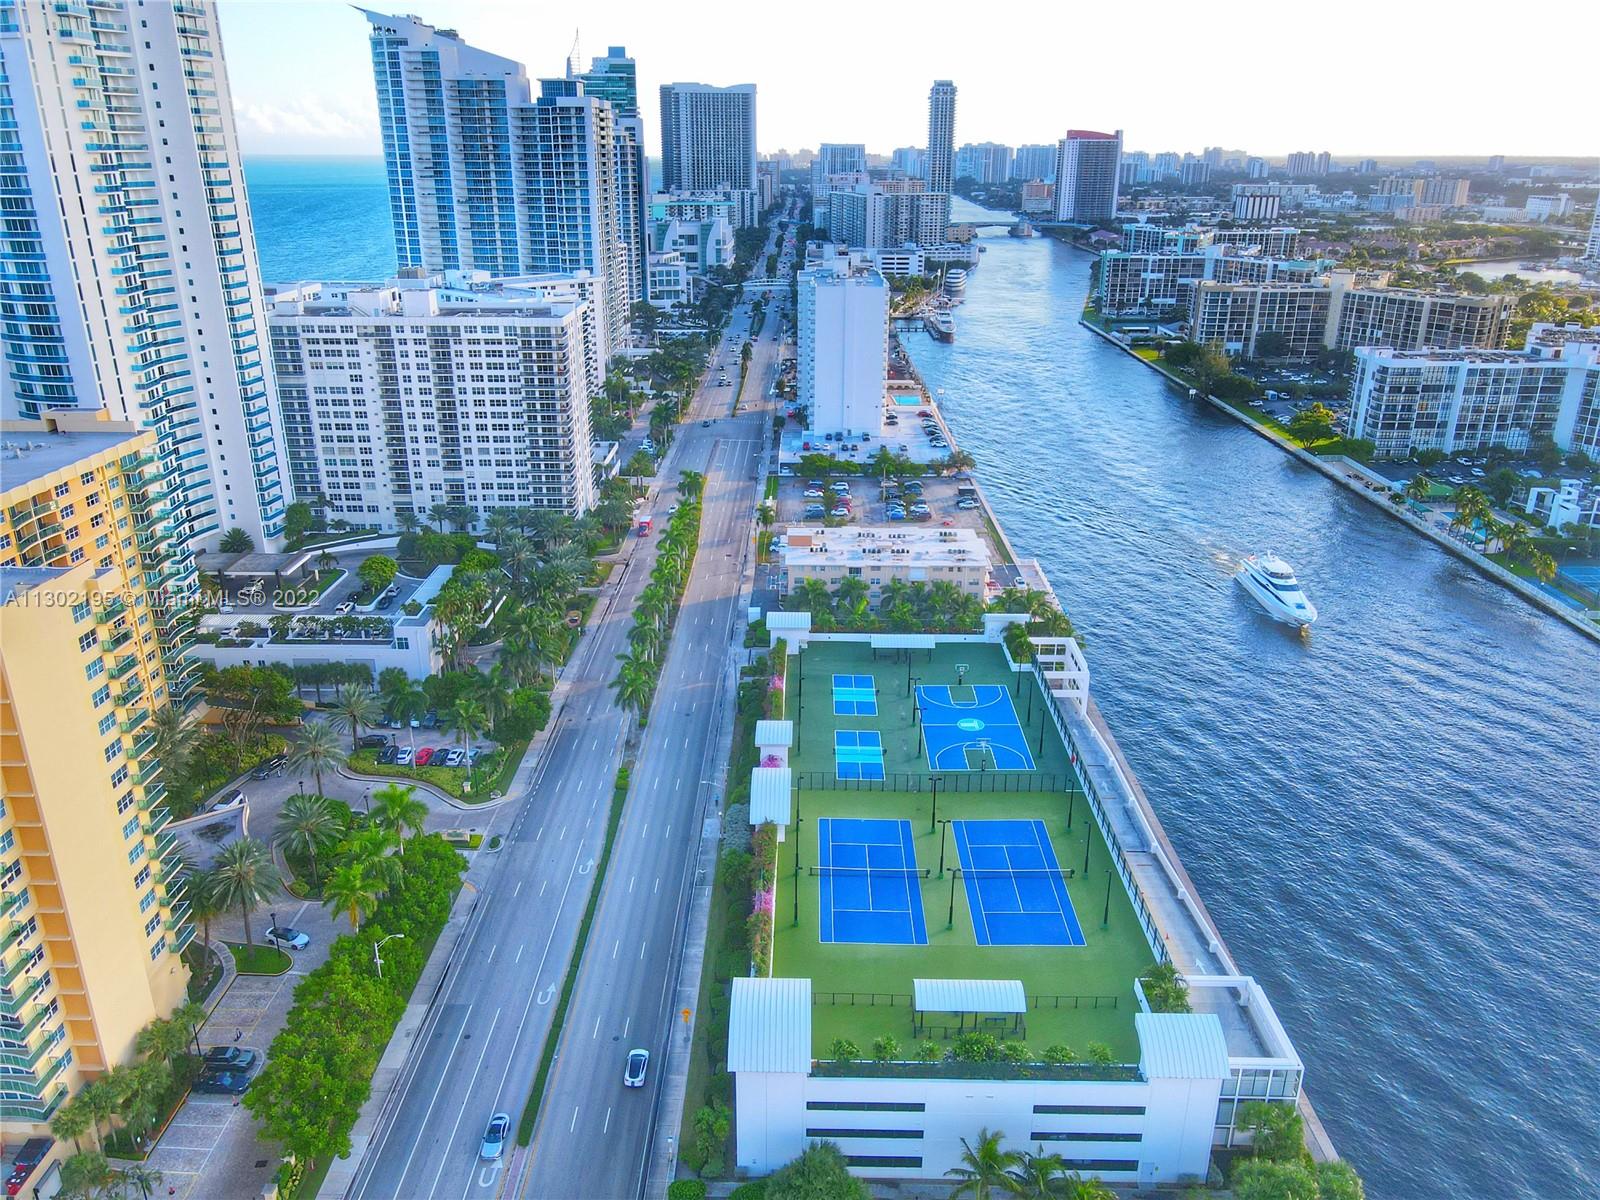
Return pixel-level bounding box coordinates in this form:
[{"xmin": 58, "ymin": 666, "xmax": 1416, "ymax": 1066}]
[{"xmin": 217, "ymin": 0, "xmax": 1600, "ymax": 161}]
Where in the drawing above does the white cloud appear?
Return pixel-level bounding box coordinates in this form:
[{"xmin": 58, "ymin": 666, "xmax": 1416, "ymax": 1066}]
[{"xmin": 236, "ymin": 97, "xmax": 375, "ymax": 147}]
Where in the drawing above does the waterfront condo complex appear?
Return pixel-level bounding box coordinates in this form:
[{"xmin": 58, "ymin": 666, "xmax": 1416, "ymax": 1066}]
[
  {"xmin": 0, "ymin": 417, "xmax": 196, "ymax": 1146},
  {"xmin": 1, "ymin": 0, "xmax": 288, "ymax": 551},
  {"xmin": 266, "ymin": 273, "xmax": 600, "ymax": 528}
]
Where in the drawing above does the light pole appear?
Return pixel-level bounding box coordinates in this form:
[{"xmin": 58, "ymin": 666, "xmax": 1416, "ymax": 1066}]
[
  {"xmin": 929, "ymin": 774, "xmax": 944, "ymax": 834},
  {"xmin": 373, "ymin": 932, "xmax": 406, "ymax": 980},
  {"xmin": 936, "ymin": 818, "xmax": 953, "ymax": 876}
]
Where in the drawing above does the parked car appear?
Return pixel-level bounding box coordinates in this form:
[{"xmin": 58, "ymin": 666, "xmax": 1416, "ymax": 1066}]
[
  {"xmin": 444, "ymin": 748, "xmax": 466, "ymax": 767},
  {"xmin": 957, "ymin": 498, "xmax": 981, "ymax": 510},
  {"xmin": 803, "ymin": 488, "xmax": 825, "ymax": 499},
  {"xmin": 267, "ymin": 926, "xmax": 311, "ymax": 950},
  {"xmin": 421, "ymin": 710, "xmax": 440, "ymax": 729},
  {"xmin": 202, "ymin": 1047, "xmax": 258, "ymax": 1071},
  {"xmin": 396, "ymin": 746, "xmax": 416, "ymax": 766},
  {"xmin": 829, "ymin": 481, "xmax": 850, "ymax": 493},
  {"xmin": 803, "ymin": 504, "xmax": 826, "ymax": 519},
  {"xmin": 829, "ymin": 505, "xmax": 851, "ymax": 518},
  {"xmin": 378, "ymin": 744, "xmax": 400, "ymax": 765},
  {"xmin": 701, "ymin": 419, "xmax": 712, "ymax": 427},
  {"xmin": 376, "ymin": 591, "xmax": 397, "ymax": 610},
  {"xmin": 193, "ymin": 1072, "xmax": 251, "ymax": 1096},
  {"xmin": 886, "ymin": 508, "xmax": 906, "ymax": 521},
  {"xmin": 414, "ymin": 747, "xmax": 434, "ymax": 766},
  {"xmin": 623, "ymin": 1048, "xmax": 650, "ymax": 1088},
  {"xmin": 480, "ymin": 1113, "xmax": 511, "ymax": 1160},
  {"xmin": 358, "ymin": 733, "xmax": 389, "ymax": 750},
  {"xmin": 468, "ymin": 748, "xmax": 485, "ymax": 765},
  {"xmin": 334, "ymin": 601, "xmax": 355, "ymax": 616}
]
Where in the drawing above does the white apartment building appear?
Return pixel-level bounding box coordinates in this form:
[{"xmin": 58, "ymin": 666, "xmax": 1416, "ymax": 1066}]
[
  {"xmin": 1053, "ymin": 131, "xmax": 1123, "ymax": 223},
  {"xmin": 827, "ymin": 181, "xmax": 948, "ymax": 250},
  {"xmin": 1231, "ymin": 184, "xmax": 1283, "ymax": 222},
  {"xmin": 652, "ymin": 189, "xmax": 761, "ymax": 230},
  {"xmin": 1187, "ymin": 282, "xmax": 1332, "ymax": 361},
  {"xmin": 267, "ymin": 275, "xmax": 597, "ymax": 529},
  {"xmin": 780, "ymin": 525, "xmax": 991, "ymax": 602},
  {"xmin": 1328, "ymin": 280, "xmax": 1514, "ymax": 354},
  {"xmin": 892, "ymin": 147, "xmax": 926, "ymax": 178},
  {"xmin": 811, "ymin": 144, "xmax": 868, "ymax": 214},
  {"xmin": 1524, "ymin": 193, "xmax": 1573, "ymax": 221},
  {"xmin": 2, "ymin": 0, "xmax": 288, "ymax": 552},
  {"xmin": 659, "ymin": 82, "xmax": 758, "ymax": 192},
  {"xmin": 646, "ymin": 252, "xmax": 692, "ymax": 309},
  {"xmin": 1585, "ymin": 205, "xmax": 1600, "ymax": 262},
  {"xmin": 1098, "ymin": 248, "xmax": 1327, "ymax": 317},
  {"xmin": 1122, "ymin": 225, "xmax": 1302, "ymax": 257},
  {"xmin": 1349, "ymin": 342, "xmax": 1600, "ymax": 460},
  {"xmin": 648, "ymin": 218, "xmax": 735, "ymax": 276},
  {"xmin": 798, "ymin": 264, "xmax": 888, "ymax": 438},
  {"xmin": 956, "ymin": 142, "xmax": 1013, "ymax": 185}
]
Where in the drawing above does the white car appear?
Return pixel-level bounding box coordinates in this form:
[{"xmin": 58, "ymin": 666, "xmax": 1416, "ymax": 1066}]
[
  {"xmin": 803, "ymin": 488, "xmax": 825, "ymax": 499},
  {"xmin": 624, "ymin": 1049, "xmax": 649, "ymax": 1088}
]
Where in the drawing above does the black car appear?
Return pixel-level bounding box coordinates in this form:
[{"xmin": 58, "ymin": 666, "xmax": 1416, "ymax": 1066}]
[
  {"xmin": 378, "ymin": 744, "xmax": 400, "ymax": 764},
  {"xmin": 358, "ymin": 733, "xmax": 389, "ymax": 749},
  {"xmin": 250, "ymin": 755, "xmax": 286, "ymax": 780},
  {"xmin": 193, "ymin": 1071, "xmax": 251, "ymax": 1096},
  {"xmin": 202, "ymin": 1047, "xmax": 258, "ymax": 1072}
]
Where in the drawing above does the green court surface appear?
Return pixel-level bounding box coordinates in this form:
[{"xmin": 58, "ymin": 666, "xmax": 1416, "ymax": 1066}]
[{"xmin": 773, "ymin": 641, "xmax": 1156, "ymax": 1062}]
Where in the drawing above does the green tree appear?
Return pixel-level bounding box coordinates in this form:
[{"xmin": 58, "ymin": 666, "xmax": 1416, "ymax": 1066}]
[
  {"xmin": 283, "ymin": 501, "xmax": 315, "ymax": 546},
  {"xmin": 691, "ymin": 1101, "xmax": 731, "ymax": 1177},
  {"xmin": 357, "ymin": 554, "xmax": 399, "ymax": 596},
  {"xmin": 1230, "ymin": 1158, "xmax": 1321, "ymax": 1200},
  {"xmin": 288, "ymin": 721, "xmax": 346, "ymax": 798},
  {"xmin": 327, "ymin": 684, "xmax": 383, "ymax": 752},
  {"xmin": 210, "ymin": 836, "xmax": 283, "ymax": 948},
  {"xmin": 1287, "ymin": 403, "xmax": 1338, "ymax": 444},
  {"xmin": 945, "ymin": 1128, "xmax": 1022, "ymax": 1200},
  {"xmin": 51, "ymin": 1093, "xmax": 94, "ymax": 1153},
  {"xmin": 870, "ymin": 1035, "xmax": 900, "ymax": 1062},
  {"xmin": 185, "ymin": 868, "xmax": 227, "ymax": 949},
  {"xmin": 322, "ymin": 857, "xmax": 385, "ymax": 932},
  {"xmin": 275, "ymin": 793, "xmax": 346, "ymax": 888},
  {"xmin": 117, "ymin": 1163, "xmax": 164, "ymax": 1200},
  {"xmin": 1237, "ymin": 1100, "xmax": 1308, "ymax": 1162},
  {"xmin": 149, "ymin": 705, "xmax": 201, "ymax": 790},
  {"xmin": 371, "ymin": 783, "xmax": 428, "ymax": 851},
  {"xmin": 828, "ymin": 1037, "xmax": 859, "ymax": 1061},
  {"xmin": 1314, "ymin": 1161, "xmax": 1366, "ymax": 1200},
  {"xmin": 1085, "ymin": 1042, "xmax": 1115, "ymax": 1064},
  {"xmin": 1139, "ymin": 961, "xmax": 1191, "ymax": 1013},
  {"xmin": 764, "ymin": 1142, "xmax": 869, "ymax": 1200},
  {"xmin": 219, "ymin": 527, "xmax": 254, "ymax": 554},
  {"xmin": 56, "ymin": 1151, "xmax": 114, "ymax": 1200},
  {"xmin": 443, "ymin": 697, "xmax": 486, "ymax": 758},
  {"xmin": 133, "ymin": 1015, "xmax": 188, "ymax": 1068}
]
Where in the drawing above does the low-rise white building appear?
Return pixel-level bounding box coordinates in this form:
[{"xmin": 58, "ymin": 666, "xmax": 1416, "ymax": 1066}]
[
  {"xmin": 1523, "ymin": 479, "xmax": 1600, "ymax": 531},
  {"xmin": 648, "ymin": 217, "xmax": 735, "ymax": 276},
  {"xmin": 268, "ymin": 273, "xmax": 597, "ymax": 530},
  {"xmin": 781, "ymin": 525, "xmax": 990, "ymax": 603}
]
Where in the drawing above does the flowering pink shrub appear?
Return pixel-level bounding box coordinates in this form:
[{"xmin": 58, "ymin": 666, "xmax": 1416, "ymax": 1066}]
[{"xmin": 761, "ymin": 753, "xmax": 782, "ymax": 768}]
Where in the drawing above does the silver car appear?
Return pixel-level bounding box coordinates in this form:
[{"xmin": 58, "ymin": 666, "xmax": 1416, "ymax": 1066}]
[
  {"xmin": 479, "ymin": 1112, "xmax": 510, "ymax": 1160},
  {"xmin": 623, "ymin": 1048, "xmax": 649, "ymax": 1088}
]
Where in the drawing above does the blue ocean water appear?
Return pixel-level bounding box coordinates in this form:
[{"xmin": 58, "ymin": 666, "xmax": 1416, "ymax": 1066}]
[{"xmin": 241, "ymin": 165, "xmax": 1600, "ymax": 1198}]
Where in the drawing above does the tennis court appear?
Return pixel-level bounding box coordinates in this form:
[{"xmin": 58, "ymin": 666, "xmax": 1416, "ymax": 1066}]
[
  {"xmin": 834, "ymin": 729, "xmax": 885, "ymax": 780},
  {"xmin": 817, "ymin": 817, "xmax": 928, "ymax": 945},
  {"xmin": 916, "ymin": 684, "xmax": 1037, "ymax": 772},
  {"xmin": 1558, "ymin": 564, "xmax": 1600, "ymax": 589},
  {"xmin": 831, "ymin": 673, "xmax": 878, "ymax": 716},
  {"xmin": 952, "ymin": 819, "xmax": 1085, "ymax": 947}
]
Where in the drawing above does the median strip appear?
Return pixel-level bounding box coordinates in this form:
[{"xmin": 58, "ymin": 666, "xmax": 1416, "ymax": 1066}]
[{"xmin": 517, "ymin": 763, "xmax": 634, "ymax": 1144}]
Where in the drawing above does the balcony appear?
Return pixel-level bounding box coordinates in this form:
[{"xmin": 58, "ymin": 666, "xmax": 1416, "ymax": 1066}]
[
  {"xmin": 129, "ymin": 729, "xmax": 158, "ymax": 761},
  {"xmin": 96, "ymin": 596, "xmax": 127, "ymax": 623},
  {"xmin": 151, "ymin": 830, "xmax": 178, "ymax": 862},
  {"xmin": 142, "ymin": 807, "xmax": 172, "ymax": 839},
  {"xmin": 0, "ymin": 973, "xmax": 49, "ymax": 1017},
  {"xmin": 108, "ymin": 653, "xmax": 140, "ymax": 680},
  {"xmin": 0, "ymin": 1082, "xmax": 67, "ymax": 1124},
  {"xmin": 171, "ymin": 922, "xmax": 197, "ymax": 954},
  {"xmin": 119, "ymin": 707, "xmax": 151, "ymax": 734},
  {"xmin": 164, "ymin": 901, "xmax": 191, "ymax": 931},
  {"xmin": 0, "ymin": 948, "xmax": 44, "ymax": 989}
]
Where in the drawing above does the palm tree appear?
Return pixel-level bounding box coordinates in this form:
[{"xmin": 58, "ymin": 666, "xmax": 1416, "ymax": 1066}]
[
  {"xmin": 1527, "ymin": 548, "xmax": 1558, "ymax": 582},
  {"xmin": 444, "ymin": 697, "xmax": 486, "ymax": 757},
  {"xmin": 118, "ymin": 1163, "xmax": 164, "ymax": 1200},
  {"xmin": 170, "ymin": 1000, "xmax": 207, "ymax": 1058},
  {"xmin": 209, "ymin": 837, "xmax": 283, "ymax": 949},
  {"xmin": 833, "ymin": 576, "xmax": 871, "ymax": 629},
  {"xmin": 792, "ymin": 578, "xmax": 834, "ymax": 623},
  {"xmin": 499, "ymin": 533, "xmax": 536, "ymax": 585},
  {"xmin": 57, "ymin": 1149, "xmax": 114, "ymax": 1199},
  {"xmin": 945, "ymin": 1129, "xmax": 1022, "ymax": 1200},
  {"xmin": 327, "ymin": 683, "xmax": 383, "ymax": 752},
  {"xmin": 1404, "ymin": 474, "xmax": 1435, "ymax": 505},
  {"xmin": 396, "ymin": 510, "xmax": 421, "ymax": 536},
  {"xmin": 134, "ymin": 1016, "xmax": 188, "ymax": 1068},
  {"xmin": 473, "ymin": 665, "xmax": 513, "ymax": 735},
  {"xmin": 79, "ymin": 1074, "xmax": 121, "ymax": 1153},
  {"xmin": 218, "ymin": 527, "xmax": 254, "ymax": 554},
  {"xmin": 287, "ymin": 721, "xmax": 345, "ymax": 797},
  {"xmin": 274, "ymin": 793, "xmax": 346, "ymax": 887},
  {"xmin": 51, "ymin": 1094, "xmax": 93, "ymax": 1153},
  {"xmin": 611, "ymin": 658, "xmax": 655, "ymax": 716},
  {"xmin": 182, "ymin": 869, "xmax": 227, "ymax": 955},
  {"xmin": 391, "ymin": 681, "xmax": 427, "ymax": 749},
  {"xmin": 1007, "ymin": 1150, "xmax": 1072, "ymax": 1198},
  {"xmin": 119, "ymin": 1059, "xmax": 173, "ymax": 1142},
  {"xmin": 149, "ymin": 706, "xmax": 200, "ymax": 787},
  {"xmin": 427, "ymin": 502, "xmax": 452, "ymax": 532},
  {"xmin": 370, "ymin": 783, "xmax": 428, "ymax": 850},
  {"xmin": 323, "ymin": 861, "xmax": 383, "ymax": 932}
]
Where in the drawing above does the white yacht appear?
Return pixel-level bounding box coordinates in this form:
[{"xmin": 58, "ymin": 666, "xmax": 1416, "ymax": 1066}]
[{"xmin": 1235, "ymin": 552, "xmax": 1318, "ymax": 628}]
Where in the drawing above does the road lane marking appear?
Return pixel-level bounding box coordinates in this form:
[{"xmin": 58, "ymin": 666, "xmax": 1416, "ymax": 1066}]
[
  {"xmin": 570, "ymin": 1106, "xmax": 580, "ymax": 1133},
  {"xmin": 604, "ymin": 1107, "xmax": 613, "ymax": 1134},
  {"xmin": 559, "ymin": 825, "xmax": 566, "ymax": 841},
  {"xmin": 513, "ymin": 881, "xmax": 522, "ymax": 897},
  {"xmin": 420, "ymin": 1005, "xmax": 501, "ymax": 1199},
  {"xmin": 487, "ymin": 944, "xmax": 496, "ymax": 964},
  {"xmin": 628, "ymin": 874, "xmax": 635, "ymax": 893},
  {"xmin": 515, "ymin": 944, "xmax": 524, "ymax": 963},
  {"xmin": 592, "ymin": 1014, "xmax": 601, "ymax": 1039},
  {"xmin": 386, "ymin": 1003, "xmax": 473, "ymax": 1195},
  {"xmin": 612, "ymin": 939, "xmax": 620, "ymax": 959},
  {"xmin": 539, "ymin": 880, "xmax": 548, "ymax": 897},
  {"xmin": 654, "ymin": 877, "xmax": 660, "ymax": 894},
  {"xmin": 639, "ymin": 940, "xmax": 647, "ymax": 959}
]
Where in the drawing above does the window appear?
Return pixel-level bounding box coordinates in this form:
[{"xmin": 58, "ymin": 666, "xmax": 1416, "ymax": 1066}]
[
  {"xmin": 144, "ymin": 914, "xmax": 161, "ymax": 938},
  {"xmin": 111, "ymin": 765, "xmax": 129, "ymax": 788},
  {"xmin": 134, "ymin": 865, "xmax": 151, "ymax": 888},
  {"xmin": 1030, "ymin": 1132, "xmax": 1143, "ymax": 1144},
  {"xmin": 93, "ymin": 685, "xmax": 111, "ymax": 708},
  {"xmin": 149, "ymin": 937, "xmax": 167, "ymax": 961},
  {"xmin": 806, "ymin": 1128, "xmax": 922, "ymax": 1140},
  {"xmin": 843, "ymin": 1156, "xmax": 921, "ymax": 1169},
  {"xmin": 140, "ymin": 889, "xmax": 157, "ymax": 914},
  {"xmin": 128, "ymin": 843, "xmax": 147, "ymax": 866},
  {"xmin": 807, "ymin": 1101, "xmax": 926, "ymax": 1113},
  {"xmin": 1033, "ymin": 1105, "xmax": 1147, "ymax": 1116},
  {"xmin": 72, "ymin": 601, "xmax": 91, "ymax": 622},
  {"xmin": 99, "ymin": 714, "xmax": 117, "ymax": 736},
  {"xmin": 85, "ymin": 659, "xmax": 104, "ymax": 680},
  {"xmin": 122, "ymin": 817, "xmax": 140, "ymax": 841},
  {"xmin": 104, "ymin": 739, "xmax": 124, "ymax": 763}
]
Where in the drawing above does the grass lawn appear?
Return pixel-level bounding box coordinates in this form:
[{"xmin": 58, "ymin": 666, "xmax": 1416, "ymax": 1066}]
[
  {"xmin": 349, "ymin": 743, "xmax": 516, "ymax": 801},
  {"xmin": 227, "ymin": 942, "xmax": 292, "ymax": 975},
  {"xmin": 778, "ymin": 641, "xmax": 1155, "ymax": 1063}
]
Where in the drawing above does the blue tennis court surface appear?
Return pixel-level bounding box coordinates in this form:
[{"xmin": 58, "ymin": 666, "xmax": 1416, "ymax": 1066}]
[
  {"xmin": 818, "ymin": 817, "xmax": 927, "ymax": 945},
  {"xmin": 916, "ymin": 684, "xmax": 1037, "ymax": 771},
  {"xmin": 831, "ymin": 673, "xmax": 878, "ymax": 716},
  {"xmin": 834, "ymin": 729, "xmax": 885, "ymax": 780},
  {"xmin": 1558, "ymin": 564, "xmax": 1600, "ymax": 588},
  {"xmin": 953, "ymin": 819, "xmax": 1084, "ymax": 946}
]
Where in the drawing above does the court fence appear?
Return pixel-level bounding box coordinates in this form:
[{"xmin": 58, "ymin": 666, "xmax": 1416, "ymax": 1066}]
[
  {"xmin": 793, "ymin": 769, "xmax": 1083, "ymax": 795},
  {"xmin": 810, "ymin": 1058, "xmax": 1141, "ymax": 1083},
  {"xmin": 809, "ymin": 990, "xmax": 1120, "ymax": 1010}
]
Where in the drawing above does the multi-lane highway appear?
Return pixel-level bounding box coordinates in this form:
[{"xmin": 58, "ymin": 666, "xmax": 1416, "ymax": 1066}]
[
  {"xmin": 519, "ymin": 269, "xmax": 789, "ymax": 1199},
  {"xmin": 342, "ymin": 216, "xmax": 791, "ymax": 1200}
]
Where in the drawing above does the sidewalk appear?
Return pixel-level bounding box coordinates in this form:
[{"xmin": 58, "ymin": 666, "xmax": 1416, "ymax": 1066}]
[{"xmin": 317, "ymin": 876, "xmax": 483, "ymax": 1200}]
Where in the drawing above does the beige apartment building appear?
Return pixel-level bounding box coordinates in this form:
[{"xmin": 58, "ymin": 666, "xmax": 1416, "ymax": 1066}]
[
  {"xmin": 1, "ymin": 416, "xmax": 195, "ymax": 1143},
  {"xmin": 782, "ymin": 525, "xmax": 991, "ymax": 606}
]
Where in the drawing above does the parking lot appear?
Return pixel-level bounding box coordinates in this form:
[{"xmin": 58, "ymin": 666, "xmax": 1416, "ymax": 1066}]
[
  {"xmin": 210, "ymin": 548, "xmax": 429, "ymax": 620},
  {"xmin": 772, "ymin": 469, "xmax": 994, "ymax": 540},
  {"xmin": 781, "ymin": 398, "xmax": 955, "ymax": 469}
]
